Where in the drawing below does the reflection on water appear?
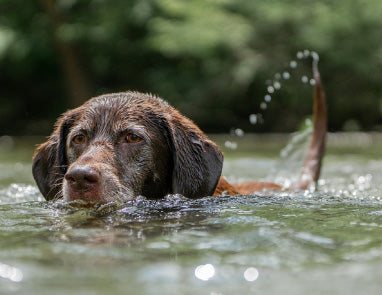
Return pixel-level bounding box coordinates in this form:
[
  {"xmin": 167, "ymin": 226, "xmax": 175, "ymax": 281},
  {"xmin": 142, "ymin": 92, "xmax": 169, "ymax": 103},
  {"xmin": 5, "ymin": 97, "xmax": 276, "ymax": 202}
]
[
  {"xmin": 243, "ymin": 267, "xmax": 259, "ymax": 282},
  {"xmin": 0, "ymin": 135, "xmax": 381, "ymax": 295},
  {"xmin": 0, "ymin": 262, "xmax": 23, "ymax": 283},
  {"xmin": 194, "ymin": 263, "xmax": 215, "ymax": 281}
]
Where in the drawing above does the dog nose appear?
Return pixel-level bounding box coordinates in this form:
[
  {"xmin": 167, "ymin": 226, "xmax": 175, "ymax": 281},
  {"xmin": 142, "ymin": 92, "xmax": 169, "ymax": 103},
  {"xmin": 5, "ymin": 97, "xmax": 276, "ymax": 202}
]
[{"xmin": 65, "ymin": 165, "xmax": 100, "ymax": 192}]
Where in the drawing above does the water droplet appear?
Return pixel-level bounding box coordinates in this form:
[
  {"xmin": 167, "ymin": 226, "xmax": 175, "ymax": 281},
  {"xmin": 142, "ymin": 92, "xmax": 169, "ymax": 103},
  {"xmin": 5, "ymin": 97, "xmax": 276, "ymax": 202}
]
[
  {"xmin": 260, "ymin": 102, "xmax": 267, "ymax": 110},
  {"xmin": 303, "ymin": 49, "xmax": 310, "ymax": 57},
  {"xmin": 289, "ymin": 61, "xmax": 297, "ymax": 68},
  {"xmin": 244, "ymin": 267, "xmax": 259, "ymax": 282},
  {"xmin": 194, "ymin": 264, "xmax": 215, "ymax": 281},
  {"xmin": 274, "ymin": 73, "xmax": 281, "ymax": 80},
  {"xmin": 309, "ymin": 79, "xmax": 316, "ymax": 86},
  {"xmin": 311, "ymin": 51, "xmax": 319, "ymax": 62},
  {"xmin": 224, "ymin": 141, "xmax": 238, "ymax": 150},
  {"xmin": 267, "ymin": 86, "xmax": 275, "ymax": 94},
  {"xmin": 264, "ymin": 94, "xmax": 272, "ymax": 102},
  {"xmin": 273, "ymin": 81, "xmax": 281, "ymax": 90},
  {"xmin": 297, "ymin": 51, "xmax": 304, "ymax": 59},
  {"xmin": 234, "ymin": 128, "xmax": 244, "ymax": 137},
  {"xmin": 282, "ymin": 71, "xmax": 290, "ymax": 79},
  {"xmin": 249, "ymin": 114, "xmax": 257, "ymax": 124},
  {"xmin": 301, "ymin": 75, "xmax": 308, "ymax": 83}
]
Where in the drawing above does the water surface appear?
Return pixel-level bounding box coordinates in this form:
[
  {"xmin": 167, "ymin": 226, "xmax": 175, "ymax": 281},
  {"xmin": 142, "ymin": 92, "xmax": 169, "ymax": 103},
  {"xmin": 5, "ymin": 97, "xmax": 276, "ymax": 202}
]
[{"xmin": 0, "ymin": 134, "xmax": 381, "ymax": 295}]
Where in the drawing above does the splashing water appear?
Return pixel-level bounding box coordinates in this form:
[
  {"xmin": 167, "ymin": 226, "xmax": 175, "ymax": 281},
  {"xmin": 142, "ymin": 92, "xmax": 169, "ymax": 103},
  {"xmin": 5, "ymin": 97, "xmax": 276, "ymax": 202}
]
[
  {"xmin": 249, "ymin": 49, "xmax": 320, "ymax": 121},
  {"xmin": 267, "ymin": 121, "xmax": 313, "ymax": 188},
  {"xmin": 230, "ymin": 50, "xmax": 321, "ymax": 157}
]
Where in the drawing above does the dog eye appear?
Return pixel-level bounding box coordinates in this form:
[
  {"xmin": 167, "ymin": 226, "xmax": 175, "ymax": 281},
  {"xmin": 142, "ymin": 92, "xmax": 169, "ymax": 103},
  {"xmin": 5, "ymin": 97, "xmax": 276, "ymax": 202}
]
[
  {"xmin": 126, "ymin": 134, "xmax": 141, "ymax": 143},
  {"xmin": 72, "ymin": 134, "xmax": 86, "ymax": 145}
]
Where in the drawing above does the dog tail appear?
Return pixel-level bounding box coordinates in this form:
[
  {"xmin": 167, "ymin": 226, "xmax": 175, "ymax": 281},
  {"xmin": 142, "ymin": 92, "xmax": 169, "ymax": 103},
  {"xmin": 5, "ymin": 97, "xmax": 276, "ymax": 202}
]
[{"xmin": 295, "ymin": 58, "xmax": 327, "ymax": 190}]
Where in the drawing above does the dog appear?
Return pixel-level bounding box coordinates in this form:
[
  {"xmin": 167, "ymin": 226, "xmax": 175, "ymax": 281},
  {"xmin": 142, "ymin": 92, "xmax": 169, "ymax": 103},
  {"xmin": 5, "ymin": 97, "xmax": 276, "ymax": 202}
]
[{"xmin": 32, "ymin": 64, "xmax": 326, "ymax": 203}]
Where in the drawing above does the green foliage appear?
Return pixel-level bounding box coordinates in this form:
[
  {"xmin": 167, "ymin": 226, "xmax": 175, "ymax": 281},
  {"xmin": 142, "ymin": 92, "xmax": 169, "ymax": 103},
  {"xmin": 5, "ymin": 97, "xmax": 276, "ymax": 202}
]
[{"xmin": 0, "ymin": 0, "xmax": 381, "ymax": 135}]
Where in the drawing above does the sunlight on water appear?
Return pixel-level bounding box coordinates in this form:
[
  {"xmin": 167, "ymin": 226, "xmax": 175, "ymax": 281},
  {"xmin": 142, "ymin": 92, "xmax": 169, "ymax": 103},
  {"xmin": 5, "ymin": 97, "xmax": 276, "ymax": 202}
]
[
  {"xmin": 194, "ymin": 264, "xmax": 215, "ymax": 281},
  {"xmin": 0, "ymin": 183, "xmax": 43, "ymax": 204},
  {"xmin": 0, "ymin": 262, "xmax": 23, "ymax": 283},
  {"xmin": 243, "ymin": 267, "xmax": 259, "ymax": 282}
]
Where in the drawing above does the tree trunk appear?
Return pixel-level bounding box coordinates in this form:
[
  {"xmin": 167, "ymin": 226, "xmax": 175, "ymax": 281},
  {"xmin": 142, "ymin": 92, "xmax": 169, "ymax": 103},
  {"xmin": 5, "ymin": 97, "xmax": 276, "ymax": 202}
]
[{"xmin": 39, "ymin": 0, "xmax": 92, "ymax": 107}]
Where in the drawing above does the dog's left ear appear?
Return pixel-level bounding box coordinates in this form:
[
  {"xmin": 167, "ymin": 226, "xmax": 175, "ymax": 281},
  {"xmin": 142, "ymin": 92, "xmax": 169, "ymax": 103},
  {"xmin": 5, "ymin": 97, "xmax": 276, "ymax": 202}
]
[{"xmin": 165, "ymin": 110, "xmax": 223, "ymax": 198}]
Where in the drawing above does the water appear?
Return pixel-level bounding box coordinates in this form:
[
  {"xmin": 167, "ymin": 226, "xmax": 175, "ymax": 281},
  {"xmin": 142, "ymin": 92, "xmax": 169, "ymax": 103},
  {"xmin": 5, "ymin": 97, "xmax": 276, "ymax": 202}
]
[
  {"xmin": 246, "ymin": 49, "xmax": 319, "ymax": 140},
  {"xmin": 1, "ymin": 134, "xmax": 382, "ymax": 295}
]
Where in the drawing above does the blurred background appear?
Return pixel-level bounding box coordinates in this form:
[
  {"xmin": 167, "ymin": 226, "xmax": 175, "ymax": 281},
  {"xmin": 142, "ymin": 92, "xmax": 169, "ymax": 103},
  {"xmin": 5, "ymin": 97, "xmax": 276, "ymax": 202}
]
[{"xmin": 0, "ymin": 0, "xmax": 382, "ymax": 136}]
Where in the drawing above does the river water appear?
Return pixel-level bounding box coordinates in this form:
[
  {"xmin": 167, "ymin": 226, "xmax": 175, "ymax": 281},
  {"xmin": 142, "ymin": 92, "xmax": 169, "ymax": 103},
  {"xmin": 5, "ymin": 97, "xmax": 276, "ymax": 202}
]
[{"xmin": 0, "ymin": 134, "xmax": 381, "ymax": 295}]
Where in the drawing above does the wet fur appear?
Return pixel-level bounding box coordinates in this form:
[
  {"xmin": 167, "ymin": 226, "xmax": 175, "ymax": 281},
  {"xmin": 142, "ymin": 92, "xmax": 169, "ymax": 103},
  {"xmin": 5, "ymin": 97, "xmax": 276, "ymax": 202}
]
[
  {"xmin": 33, "ymin": 70, "xmax": 326, "ymax": 203},
  {"xmin": 33, "ymin": 92, "xmax": 223, "ymax": 202}
]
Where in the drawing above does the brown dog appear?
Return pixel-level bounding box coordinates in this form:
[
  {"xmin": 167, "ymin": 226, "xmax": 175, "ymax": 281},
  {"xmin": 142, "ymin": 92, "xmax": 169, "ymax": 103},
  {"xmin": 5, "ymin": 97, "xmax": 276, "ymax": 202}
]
[{"xmin": 32, "ymin": 64, "xmax": 326, "ymax": 203}]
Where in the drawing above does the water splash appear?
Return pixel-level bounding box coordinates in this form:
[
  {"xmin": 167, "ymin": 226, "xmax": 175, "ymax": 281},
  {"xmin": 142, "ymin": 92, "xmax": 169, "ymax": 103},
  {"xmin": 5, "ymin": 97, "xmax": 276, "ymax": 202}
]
[
  {"xmin": 225, "ymin": 141, "xmax": 238, "ymax": 150},
  {"xmin": 244, "ymin": 50, "xmax": 322, "ymax": 185},
  {"xmin": 225, "ymin": 128, "xmax": 245, "ymax": 150},
  {"xmin": 249, "ymin": 114, "xmax": 258, "ymax": 124},
  {"xmin": 254, "ymin": 50, "xmax": 319, "ymax": 115},
  {"xmin": 282, "ymin": 71, "xmax": 290, "ymax": 79},
  {"xmin": 273, "ymin": 81, "xmax": 281, "ymax": 90},
  {"xmin": 267, "ymin": 121, "xmax": 313, "ymax": 188},
  {"xmin": 289, "ymin": 60, "xmax": 298, "ymax": 68},
  {"xmin": 234, "ymin": 128, "xmax": 245, "ymax": 137},
  {"xmin": 301, "ymin": 75, "xmax": 309, "ymax": 83},
  {"xmin": 249, "ymin": 113, "xmax": 263, "ymax": 125},
  {"xmin": 244, "ymin": 50, "xmax": 321, "ymax": 132}
]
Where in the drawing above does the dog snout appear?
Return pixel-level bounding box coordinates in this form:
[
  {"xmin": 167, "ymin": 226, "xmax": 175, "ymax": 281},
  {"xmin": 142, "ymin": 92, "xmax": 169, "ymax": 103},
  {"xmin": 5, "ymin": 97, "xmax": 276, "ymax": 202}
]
[{"xmin": 65, "ymin": 165, "xmax": 101, "ymax": 192}]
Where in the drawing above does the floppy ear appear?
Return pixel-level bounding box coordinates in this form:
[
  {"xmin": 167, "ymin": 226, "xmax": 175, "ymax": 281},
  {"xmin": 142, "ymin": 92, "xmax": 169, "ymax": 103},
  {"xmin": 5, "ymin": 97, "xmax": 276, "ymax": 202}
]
[
  {"xmin": 32, "ymin": 134, "xmax": 61, "ymax": 200},
  {"xmin": 32, "ymin": 109, "xmax": 81, "ymax": 200},
  {"xmin": 165, "ymin": 111, "xmax": 223, "ymax": 198}
]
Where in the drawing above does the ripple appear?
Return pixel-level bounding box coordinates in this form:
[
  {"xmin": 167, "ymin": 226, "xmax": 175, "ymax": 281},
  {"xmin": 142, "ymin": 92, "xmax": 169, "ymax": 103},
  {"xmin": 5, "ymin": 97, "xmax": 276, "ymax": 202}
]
[{"xmin": 0, "ymin": 184, "xmax": 42, "ymax": 204}]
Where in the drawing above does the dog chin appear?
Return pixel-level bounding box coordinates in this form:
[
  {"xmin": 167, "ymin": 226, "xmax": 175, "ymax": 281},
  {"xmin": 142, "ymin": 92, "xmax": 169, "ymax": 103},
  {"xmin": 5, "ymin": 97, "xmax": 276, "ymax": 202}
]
[{"xmin": 63, "ymin": 183, "xmax": 135, "ymax": 204}]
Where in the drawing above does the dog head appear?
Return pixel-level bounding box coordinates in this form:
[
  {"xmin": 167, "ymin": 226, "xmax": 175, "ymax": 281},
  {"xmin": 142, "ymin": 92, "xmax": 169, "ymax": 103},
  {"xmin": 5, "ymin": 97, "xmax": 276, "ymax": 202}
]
[{"xmin": 32, "ymin": 92, "xmax": 223, "ymax": 203}]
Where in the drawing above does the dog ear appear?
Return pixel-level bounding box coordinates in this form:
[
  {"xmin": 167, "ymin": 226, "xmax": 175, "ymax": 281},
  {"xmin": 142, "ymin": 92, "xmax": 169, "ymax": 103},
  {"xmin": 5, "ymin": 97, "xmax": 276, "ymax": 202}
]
[
  {"xmin": 165, "ymin": 110, "xmax": 223, "ymax": 198},
  {"xmin": 32, "ymin": 134, "xmax": 60, "ymax": 200},
  {"xmin": 32, "ymin": 109, "xmax": 81, "ymax": 200}
]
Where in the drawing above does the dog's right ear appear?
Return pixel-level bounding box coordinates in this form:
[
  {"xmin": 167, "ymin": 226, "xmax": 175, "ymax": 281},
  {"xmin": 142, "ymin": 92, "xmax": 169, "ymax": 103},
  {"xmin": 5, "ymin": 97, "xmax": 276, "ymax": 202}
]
[
  {"xmin": 32, "ymin": 134, "xmax": 60, "ymax": 200},
  {"xmin": 32, "ymin": 108, "xmax": 81, "ymax": 200}
]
